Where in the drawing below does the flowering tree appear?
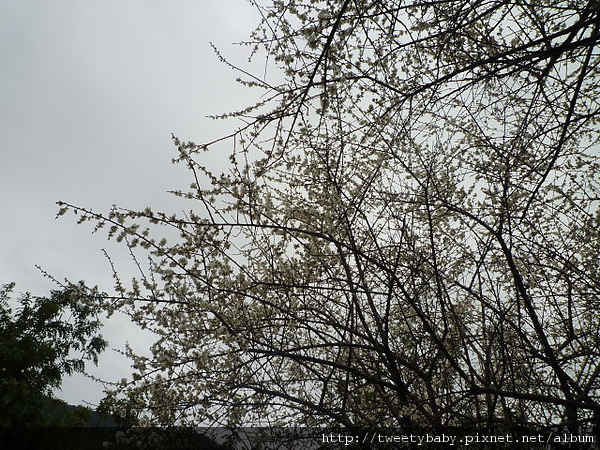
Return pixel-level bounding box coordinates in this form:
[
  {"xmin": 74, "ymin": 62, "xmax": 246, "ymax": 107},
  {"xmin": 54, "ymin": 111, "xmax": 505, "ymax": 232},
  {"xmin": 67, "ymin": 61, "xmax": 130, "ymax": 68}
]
[{"xmin": 60, "ymin": 0, "xmax": 600, "ymax": 435}]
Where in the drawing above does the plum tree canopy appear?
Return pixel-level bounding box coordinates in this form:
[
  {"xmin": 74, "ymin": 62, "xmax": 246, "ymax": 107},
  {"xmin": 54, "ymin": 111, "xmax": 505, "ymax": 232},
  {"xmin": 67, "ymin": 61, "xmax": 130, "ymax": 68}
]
[{"xmin": 59, "ymin": 0, "xmax": 600, "ymax": 436}]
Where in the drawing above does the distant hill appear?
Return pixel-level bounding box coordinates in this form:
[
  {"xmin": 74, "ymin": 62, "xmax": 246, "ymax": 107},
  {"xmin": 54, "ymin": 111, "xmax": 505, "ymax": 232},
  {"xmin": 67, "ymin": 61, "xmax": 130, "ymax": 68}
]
[
  {"xmin": 44, "ymin": 398, "xmax": 120, "ymax": 427},
  {"xmin": 0, "ymin": 398, "xmax": 224, "ymax": 449}
]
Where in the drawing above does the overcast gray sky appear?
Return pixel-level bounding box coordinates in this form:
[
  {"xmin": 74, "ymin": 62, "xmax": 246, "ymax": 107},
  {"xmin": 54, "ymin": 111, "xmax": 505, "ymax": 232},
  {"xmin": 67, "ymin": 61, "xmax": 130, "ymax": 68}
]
[{"xmin": 1, "ymin": 0, "xmax": 263, "ymax": 407}]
